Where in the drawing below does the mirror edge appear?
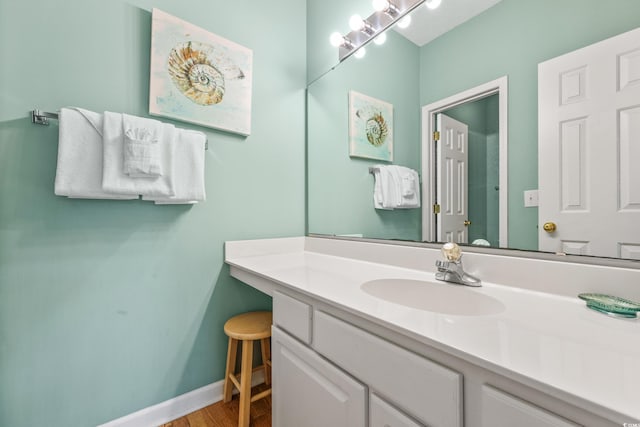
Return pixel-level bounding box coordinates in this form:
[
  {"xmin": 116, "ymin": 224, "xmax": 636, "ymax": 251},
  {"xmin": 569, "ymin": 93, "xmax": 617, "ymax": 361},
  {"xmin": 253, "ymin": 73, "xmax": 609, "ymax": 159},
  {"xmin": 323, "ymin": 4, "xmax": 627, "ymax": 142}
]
[{"xmin": 307, "ymin": 234, "xmax": 640, "ymax": 270}]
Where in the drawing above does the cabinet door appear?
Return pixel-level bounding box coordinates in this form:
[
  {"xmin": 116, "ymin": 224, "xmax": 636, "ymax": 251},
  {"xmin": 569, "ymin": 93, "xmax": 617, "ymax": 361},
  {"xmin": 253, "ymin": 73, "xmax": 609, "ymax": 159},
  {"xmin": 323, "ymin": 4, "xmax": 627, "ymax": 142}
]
[
  {"xmin": 314, "ymin": 310, "xmax": 463, "ymax": 427},
  {"xmin": 481, "ymin": 386, "xmax": 581, "ymax": 427},
  {"xmin": 272, "ymin": 327, "xmax": 366, "ymax": 427},
  {"xmin": 370, "ymin": 393, "xmax": 425, "ymax": 427}
]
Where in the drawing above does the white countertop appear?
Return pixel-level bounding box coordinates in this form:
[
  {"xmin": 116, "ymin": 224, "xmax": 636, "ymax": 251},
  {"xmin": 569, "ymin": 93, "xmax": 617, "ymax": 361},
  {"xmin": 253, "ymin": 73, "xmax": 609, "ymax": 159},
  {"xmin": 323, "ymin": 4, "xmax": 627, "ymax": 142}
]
[{"xmin": 225, "ymin": 237, "xmax": 640, "ymax": 422}]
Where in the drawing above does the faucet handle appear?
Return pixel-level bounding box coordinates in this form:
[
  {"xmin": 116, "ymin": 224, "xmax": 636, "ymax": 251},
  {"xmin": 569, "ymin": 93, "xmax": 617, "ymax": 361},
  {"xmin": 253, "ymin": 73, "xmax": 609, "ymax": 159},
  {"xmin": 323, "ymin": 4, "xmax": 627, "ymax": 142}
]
[
  {"xmin": 441, "ymin": 242, "xmax": 462, "ymax": 262},
  {"xmin": 435, "ymin": 259, "xmax": 449, "ymax": 270}
]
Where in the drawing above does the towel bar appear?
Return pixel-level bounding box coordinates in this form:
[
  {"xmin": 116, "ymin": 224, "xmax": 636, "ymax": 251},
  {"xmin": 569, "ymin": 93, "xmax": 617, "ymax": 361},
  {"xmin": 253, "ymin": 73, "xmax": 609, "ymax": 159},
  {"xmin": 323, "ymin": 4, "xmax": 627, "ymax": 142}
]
[
  {"xmin": 30, "ymin": 108, "xmax": 209, "ymax": 150},
  {"xmin": 369, "ymin": 165, "xmax": 421, "ymax": 180},
  {"xmin": 31, "ymin": 109, "xmax": 59, "ymax": 125}
]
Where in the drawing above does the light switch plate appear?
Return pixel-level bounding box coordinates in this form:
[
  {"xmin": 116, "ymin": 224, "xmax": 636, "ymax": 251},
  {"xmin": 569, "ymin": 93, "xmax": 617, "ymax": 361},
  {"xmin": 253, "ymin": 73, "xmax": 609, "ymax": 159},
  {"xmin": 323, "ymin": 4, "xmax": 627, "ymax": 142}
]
[{"xmin": 524, "ymin": 190, "xmax": 539, "ymax": 207}]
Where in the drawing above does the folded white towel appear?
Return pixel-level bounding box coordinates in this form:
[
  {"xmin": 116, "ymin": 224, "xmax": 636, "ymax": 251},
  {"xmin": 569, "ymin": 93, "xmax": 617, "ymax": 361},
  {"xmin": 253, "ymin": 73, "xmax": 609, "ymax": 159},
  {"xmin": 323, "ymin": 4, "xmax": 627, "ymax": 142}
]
[
  {"xmin": 372, "ymin": 165, "xmax": 420, "ymax": 209},
  {"xmin": 143, "ymin": 129, "xmax": 206, "ymax": 204},
  {"xmin": 102, "ymin": 112, "xmax": 176, "ymax": 197},
  {"xmin": 373, "ymin": 169, "xmax": 383, "ymax": 208},
  {"xmin": 392, "ymin": 166, "xmax": 420, "ymax": 209},
  {"xmin": 123, "ymin": 126, "xmax": 161, "ymax": 178},
  {"xmin": 380, "ymin": 166, "xmax": 400, "ymax": 209},
  {"xmin": 372, "ymin": 167, "xmax": 392, "ymax": 210},
  {"xmin": 54, "ymin": 108, "xmax": 137, "ymax": 200}
]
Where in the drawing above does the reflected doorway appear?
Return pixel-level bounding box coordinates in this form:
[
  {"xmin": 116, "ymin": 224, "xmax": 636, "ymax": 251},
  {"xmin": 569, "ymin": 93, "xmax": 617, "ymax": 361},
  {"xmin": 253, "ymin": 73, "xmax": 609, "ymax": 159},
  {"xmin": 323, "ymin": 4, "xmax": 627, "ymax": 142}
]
[
  {"xmin": 437, "ymin": 95, "xmax": 500, "ymax": 246},
  {"xmin": 421, "ymin": 77, "xmax": 508, "ymax": 247}
]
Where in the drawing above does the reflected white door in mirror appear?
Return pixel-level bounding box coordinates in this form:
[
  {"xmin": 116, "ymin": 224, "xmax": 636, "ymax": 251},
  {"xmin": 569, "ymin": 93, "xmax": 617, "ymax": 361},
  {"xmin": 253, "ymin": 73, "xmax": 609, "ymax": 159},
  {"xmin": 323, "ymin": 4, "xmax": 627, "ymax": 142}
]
[
  {"xmin": 539, "ymin": 27, "xmax": 640, "ymax": 259},
  {"xmin": 422, "ymin": 76, "xmax": 509, "ymax": 247},
  {"xmin": 436, "ymin": 113, "xmax": 469, "ymax": 243}
]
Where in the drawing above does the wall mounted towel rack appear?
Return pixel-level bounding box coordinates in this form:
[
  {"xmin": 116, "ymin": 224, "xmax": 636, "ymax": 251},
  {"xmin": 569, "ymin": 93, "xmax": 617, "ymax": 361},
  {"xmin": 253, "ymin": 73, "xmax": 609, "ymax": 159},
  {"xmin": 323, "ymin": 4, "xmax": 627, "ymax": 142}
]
[
  {"xmin": 31, "ymin": 109, "xmax": 58, "ymax": 125},
  {"xmin": 30, "ymin": 108, "xmax": 209, "ymax": 150},
  {"xmin": 368, "ymin": 165, "xmax": 421, "ymax": 180}
]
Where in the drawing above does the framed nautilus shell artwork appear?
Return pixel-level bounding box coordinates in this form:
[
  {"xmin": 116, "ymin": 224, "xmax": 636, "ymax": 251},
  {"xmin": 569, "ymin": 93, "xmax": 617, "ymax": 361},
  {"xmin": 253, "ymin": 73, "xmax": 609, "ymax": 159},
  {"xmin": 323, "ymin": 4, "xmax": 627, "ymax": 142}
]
[
  {"xmin": 149, "ymin": 9, "xmax": 253, "ymax": 136},
  {"xmin": 348, "ymin": 90, "xmax": 393, "ymax": 162}
]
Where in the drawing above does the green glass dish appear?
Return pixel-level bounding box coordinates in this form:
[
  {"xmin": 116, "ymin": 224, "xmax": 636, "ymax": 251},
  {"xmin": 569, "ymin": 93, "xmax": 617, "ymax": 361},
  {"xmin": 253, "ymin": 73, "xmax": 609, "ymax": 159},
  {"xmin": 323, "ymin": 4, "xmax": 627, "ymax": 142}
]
[{"xmin": 578, "ymin": 293, "xmax": 640, "ymax": 318}]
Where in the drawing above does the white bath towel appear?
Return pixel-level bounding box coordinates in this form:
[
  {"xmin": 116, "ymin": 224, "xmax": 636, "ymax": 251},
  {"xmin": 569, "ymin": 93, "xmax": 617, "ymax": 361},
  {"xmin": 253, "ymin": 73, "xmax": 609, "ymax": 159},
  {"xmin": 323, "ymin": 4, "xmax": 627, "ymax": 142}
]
[
  {"xmin": 123, "ymin": 125, "xmax": 162, "ymax": 178},
  {"xmin": 372, "ymin": 166, "xmax": 393, "ymax": 210},
  {"xmin": 54, "ymin": 108, "xmax": 137, "ymax": 200},
  {"xmin": 372, "ymin": 165, "xmax": 420, "ymax": 209},
  {"xmin": 143, "ymin": 129, "xmax": 206, "ymax": 204},
  {"xmin": 102, "ymin": 112, "xmax": 176, "ymax": 197},
  {"xmin": 391, "ymin": 166, "xmax": 420, "ymax": 209}
]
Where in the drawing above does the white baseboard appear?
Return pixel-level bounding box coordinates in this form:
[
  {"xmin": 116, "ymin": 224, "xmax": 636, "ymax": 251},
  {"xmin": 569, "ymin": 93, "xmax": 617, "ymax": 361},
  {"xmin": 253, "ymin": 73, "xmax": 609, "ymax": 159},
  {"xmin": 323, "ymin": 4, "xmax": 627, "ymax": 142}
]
[{"xmin": 97, "ymin": 371, "xmax": 265, "ymax": 427}]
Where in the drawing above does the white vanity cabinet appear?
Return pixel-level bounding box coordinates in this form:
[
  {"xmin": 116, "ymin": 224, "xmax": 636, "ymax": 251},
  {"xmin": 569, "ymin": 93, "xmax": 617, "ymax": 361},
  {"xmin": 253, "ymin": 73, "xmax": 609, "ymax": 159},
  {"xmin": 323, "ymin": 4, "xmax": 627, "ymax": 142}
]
[
  {"xmin": 481, "ymin": 386, "xmax": 581, "ymax": 427},
  {"xmin": 226, "ymin": 237, "xmax": 636, "ymax": 427},
  {"xmin": 272, "ymin": 291, "xmax": 461, "ymax": 427},
  {"xmin": 370, "ymin": 393, "xmax": 425, "ymax": 427},
  {"xmin": 271, "ymin": 326, "xmax": 366, "ymax": 427},
  {"xmin": 313, "ymin": 310, "xmax": 463, "ymax": 427},
  {"xmin": 269, "ymin": 290, "xmax": 612, "ymax": 427}
]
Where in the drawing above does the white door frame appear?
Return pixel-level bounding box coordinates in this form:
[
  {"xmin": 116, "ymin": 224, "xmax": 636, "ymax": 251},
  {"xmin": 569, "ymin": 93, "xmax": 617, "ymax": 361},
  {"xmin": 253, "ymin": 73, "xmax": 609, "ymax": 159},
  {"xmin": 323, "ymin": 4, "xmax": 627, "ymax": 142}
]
[{"xmin": 421, "ymin": 76, "xmax": 508, "ymax": 246}]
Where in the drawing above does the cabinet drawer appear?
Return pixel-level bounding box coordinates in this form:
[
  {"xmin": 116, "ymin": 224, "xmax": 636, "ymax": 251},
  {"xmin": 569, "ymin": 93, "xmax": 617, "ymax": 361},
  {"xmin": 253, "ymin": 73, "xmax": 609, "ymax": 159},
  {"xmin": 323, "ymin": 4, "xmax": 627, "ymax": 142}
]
[
  {"xmin": 481, "ymin": 385, "xmax": 581, "ymax": 427},
  {"xmin": 273, "ymin": 291, "xmax": 312, "ymax": 344},
  {"xmin": 370, "ymin": 393, "xmax": 424, "ymax": 427},
  {"xmin": 272, "ymin": 327, "xmax": 366, "ymax": 427},
  {"xmin": 313, "ymin": 311, "xmax": 462, "ymax": 427}
]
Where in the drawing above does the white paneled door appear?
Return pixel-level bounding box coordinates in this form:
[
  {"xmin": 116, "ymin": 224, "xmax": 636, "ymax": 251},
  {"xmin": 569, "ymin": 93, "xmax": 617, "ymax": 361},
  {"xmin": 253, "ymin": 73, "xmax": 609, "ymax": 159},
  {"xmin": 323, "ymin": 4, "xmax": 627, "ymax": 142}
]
[
  {"xmin": 437, "ymin": 113, "xmax": 469, "ymax": 244},
  {"xmin": 538, "ymin": 27, "xmax": 640, "ymax": 259}
]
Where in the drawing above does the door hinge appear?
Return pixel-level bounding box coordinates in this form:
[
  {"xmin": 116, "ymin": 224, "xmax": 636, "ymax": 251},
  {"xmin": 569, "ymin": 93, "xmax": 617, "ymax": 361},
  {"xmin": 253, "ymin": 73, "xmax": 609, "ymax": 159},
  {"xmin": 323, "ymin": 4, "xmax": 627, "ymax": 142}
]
[
  {"xmin": 433, "ymin": 131, "xmax": 440, "ymax": 141},
  {"xmin": 433, "ymin": 204, "xmax": 441, "ymax": 214}
]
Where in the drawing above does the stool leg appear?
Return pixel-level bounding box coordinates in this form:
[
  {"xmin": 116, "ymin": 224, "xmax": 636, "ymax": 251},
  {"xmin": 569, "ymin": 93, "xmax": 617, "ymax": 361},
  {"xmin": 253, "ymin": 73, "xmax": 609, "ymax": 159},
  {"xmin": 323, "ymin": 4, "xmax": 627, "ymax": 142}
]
[
  {"xmin": 260, "ymin": 337, "xmax": 271, "ymax": 386},
  {"xmin": 223, "ymin": 337, "xmax": 238, "ymax": 403},
  {"xmin": 238, "ymin": 339, "xmax": 253, "ymax": 427}
]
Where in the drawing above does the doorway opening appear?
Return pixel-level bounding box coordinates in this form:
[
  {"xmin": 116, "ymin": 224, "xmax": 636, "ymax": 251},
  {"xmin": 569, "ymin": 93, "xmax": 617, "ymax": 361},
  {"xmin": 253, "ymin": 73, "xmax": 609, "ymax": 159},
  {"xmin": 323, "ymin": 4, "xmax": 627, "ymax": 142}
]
[{"xmin": 421, "ymin": 76, "xmax": 508, "ymax": 246}]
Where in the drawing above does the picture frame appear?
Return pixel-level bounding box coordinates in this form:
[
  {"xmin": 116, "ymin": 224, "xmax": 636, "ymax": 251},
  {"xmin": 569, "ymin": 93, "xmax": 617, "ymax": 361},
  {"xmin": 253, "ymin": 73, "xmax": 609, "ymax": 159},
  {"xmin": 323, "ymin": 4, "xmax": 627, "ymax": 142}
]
[
  {"xmin": 149, "ymin": 9, "xmax": 253, "ymax": 136},
  {"xmin": 348, "ymin": 90, "xmax": 393, "ymax": 161}
]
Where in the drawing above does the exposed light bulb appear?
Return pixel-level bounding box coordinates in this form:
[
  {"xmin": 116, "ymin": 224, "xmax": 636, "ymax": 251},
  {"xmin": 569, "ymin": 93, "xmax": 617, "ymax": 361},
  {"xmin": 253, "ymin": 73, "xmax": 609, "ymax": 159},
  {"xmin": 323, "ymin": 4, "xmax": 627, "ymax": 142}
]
[
  {"xmin": 372, "ymin": 0, "xmax": 390, "ymax": 12},
  {"xmin": 330, "ymin": 32, "xmax": 344, "ymax": 47},
  {"xmin": 349, "ymin": 14, "xmax": 365, "ymax": 31},
  {"xmin": 425, "ymin": 0, "xmax": 442, "ymax": 10},
  {"xmin": 354, "ymin": 47, "xmax": 366, "ymax": 59},
  {"xmin": 373, "ymin": 32, "xmax": 387, "ymax": 45},
  {"xmin": 396, "ymin": 14, "xmax": 412, "ymax": 29}
]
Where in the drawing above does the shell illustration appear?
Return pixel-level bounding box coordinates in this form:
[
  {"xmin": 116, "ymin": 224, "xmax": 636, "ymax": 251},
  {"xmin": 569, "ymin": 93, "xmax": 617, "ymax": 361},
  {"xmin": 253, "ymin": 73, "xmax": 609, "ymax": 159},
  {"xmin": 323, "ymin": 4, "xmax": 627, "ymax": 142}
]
[
  {"xmin": 357, "ymin": 109, "xmax": 389, "ymax": 147},
  {"xmin": 167, "ymin": 41, "xmax": 245, "ymax": 106}
]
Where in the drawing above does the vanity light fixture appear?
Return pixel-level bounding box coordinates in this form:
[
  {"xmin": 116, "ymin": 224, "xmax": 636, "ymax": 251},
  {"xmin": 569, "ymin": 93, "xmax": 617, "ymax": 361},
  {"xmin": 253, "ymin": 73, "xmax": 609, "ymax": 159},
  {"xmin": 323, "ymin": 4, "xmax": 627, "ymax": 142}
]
[
  {"xmin": 372, "ymin": 0, "xmax": 400, "ymax": 16},
  {"xmin": 330, "ymin": 31, "xmax": 352, "ymax": 48},
  {"xmin": 396, "ymin": 14, "xmax": 412, "ymax": 28},
  {"xmin": 349, "ymin": 14, "xmax": 375, "ymax": 35},
  {"xmin": 331, "ymin": 0, "xmax": 428, "ymax": 62},
  {"xmin": 425, "ymin": 0, "xmax": 441, "ymax": 9},
  {"xmin": 354, "ymin": 47, "xmax": 367, "ymax": 59},
  {"xmin": 373, "ymin": 32, "xmax": 387, "ymax": 45}
]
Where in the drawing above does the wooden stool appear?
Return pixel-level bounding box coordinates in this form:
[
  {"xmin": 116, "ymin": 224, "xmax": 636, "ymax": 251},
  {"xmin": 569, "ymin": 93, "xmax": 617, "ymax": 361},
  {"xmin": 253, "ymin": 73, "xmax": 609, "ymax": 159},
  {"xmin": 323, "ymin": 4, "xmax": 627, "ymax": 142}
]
[{"xmin": 223, "ymin": 311, "xmax": 272, "ymax": 427}]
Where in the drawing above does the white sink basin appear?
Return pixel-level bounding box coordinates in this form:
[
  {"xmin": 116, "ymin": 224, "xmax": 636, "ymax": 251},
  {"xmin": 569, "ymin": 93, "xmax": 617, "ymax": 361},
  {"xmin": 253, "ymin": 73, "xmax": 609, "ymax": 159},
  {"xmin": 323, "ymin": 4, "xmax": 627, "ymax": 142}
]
[{"xmin": 361, "ymin": 279, "xmax": 505, "ymax": 316}]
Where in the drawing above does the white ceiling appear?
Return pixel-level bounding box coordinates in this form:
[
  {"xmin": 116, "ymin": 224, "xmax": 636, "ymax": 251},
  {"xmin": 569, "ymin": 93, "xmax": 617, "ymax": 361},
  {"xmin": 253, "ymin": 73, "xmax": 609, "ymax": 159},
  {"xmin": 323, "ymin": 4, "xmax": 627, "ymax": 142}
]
[{"xmin": 394, "ymin": 0, "xmax": 504, "ymax": 46}]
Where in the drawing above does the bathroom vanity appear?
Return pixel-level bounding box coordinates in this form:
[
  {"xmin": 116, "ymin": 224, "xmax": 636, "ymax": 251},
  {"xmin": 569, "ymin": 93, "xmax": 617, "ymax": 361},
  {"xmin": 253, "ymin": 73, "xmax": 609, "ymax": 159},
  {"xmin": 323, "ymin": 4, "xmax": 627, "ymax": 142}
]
[{"xmin": 225, "ymin": 236, "xmax": 640, "ymax": 427}]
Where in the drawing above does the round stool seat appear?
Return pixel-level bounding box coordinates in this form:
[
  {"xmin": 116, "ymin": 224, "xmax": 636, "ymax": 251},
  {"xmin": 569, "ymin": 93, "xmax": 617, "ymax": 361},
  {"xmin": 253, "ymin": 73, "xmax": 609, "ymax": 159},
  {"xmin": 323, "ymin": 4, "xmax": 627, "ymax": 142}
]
[{"xmin": 224, "ymin": 311, "xmax": 272, "ymax": 341}]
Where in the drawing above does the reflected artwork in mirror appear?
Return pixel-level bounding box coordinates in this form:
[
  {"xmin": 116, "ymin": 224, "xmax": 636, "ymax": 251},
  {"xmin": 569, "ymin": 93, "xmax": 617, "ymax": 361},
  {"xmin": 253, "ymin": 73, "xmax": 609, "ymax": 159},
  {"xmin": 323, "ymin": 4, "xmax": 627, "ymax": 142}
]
[{"xmin": 307, "ymin": 0, "xmax": 640, "ymax": 261}]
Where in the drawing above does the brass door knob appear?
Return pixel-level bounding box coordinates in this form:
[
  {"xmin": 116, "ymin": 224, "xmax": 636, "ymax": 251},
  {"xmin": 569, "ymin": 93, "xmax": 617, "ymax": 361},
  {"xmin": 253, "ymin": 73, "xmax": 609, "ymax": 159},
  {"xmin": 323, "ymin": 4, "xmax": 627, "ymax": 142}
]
[
  {"xmin": 543, "ymin": 222, "xmax": 557, "ymax": 233},
  {"xmin": 463, "ymin": 220, "xmax": 471, "ymax": 227}
]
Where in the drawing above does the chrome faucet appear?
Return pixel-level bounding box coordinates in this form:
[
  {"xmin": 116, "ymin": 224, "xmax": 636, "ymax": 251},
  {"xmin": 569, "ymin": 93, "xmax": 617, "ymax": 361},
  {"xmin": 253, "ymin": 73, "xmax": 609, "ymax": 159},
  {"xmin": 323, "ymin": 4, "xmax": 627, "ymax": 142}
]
[{"xmin": 435, "ymin": 242, "xmax": 481, "ymax": 287}]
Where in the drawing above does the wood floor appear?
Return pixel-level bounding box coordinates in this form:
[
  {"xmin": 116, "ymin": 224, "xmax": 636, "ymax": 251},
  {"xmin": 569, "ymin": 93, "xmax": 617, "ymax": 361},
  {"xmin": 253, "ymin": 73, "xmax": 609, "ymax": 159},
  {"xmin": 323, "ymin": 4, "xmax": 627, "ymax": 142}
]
[{"xmin": 160, "ymin": 384, "xmax": 271, "ymax": 427}]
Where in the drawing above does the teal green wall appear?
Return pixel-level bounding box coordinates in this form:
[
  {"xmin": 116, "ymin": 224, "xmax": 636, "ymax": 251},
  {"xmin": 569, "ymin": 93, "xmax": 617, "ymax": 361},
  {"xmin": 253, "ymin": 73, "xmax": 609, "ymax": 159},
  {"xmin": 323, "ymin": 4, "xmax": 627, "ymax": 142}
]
[
  {"xmin": 307, "ymin": 31, "xmax": 421, "ymax": 241},
  {"xmin": 0, "ymin": 1, "xmax": 305, "ymax": 426},
  {"xmin": 419, "ymin": 0, "xmax": 640, "ymax": 249}
]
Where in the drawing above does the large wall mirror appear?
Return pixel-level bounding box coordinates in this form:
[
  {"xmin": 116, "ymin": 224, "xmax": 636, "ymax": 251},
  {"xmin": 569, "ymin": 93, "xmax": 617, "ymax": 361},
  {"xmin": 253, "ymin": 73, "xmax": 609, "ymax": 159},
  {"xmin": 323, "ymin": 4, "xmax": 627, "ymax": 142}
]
[{"xmin": 307, "ymin": 0, "xmax": 640, "ymax": 261}]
